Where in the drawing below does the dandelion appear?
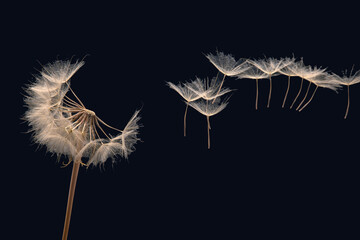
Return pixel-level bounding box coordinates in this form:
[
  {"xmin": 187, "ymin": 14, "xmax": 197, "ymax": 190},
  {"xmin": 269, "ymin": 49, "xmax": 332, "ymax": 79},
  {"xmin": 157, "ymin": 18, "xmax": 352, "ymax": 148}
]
[
  {"xmin": 323, "ymin": 70, "xmax": 359, "ymax": 118},
  {"xmin": 237, "ymin": 65, "xmax": 270, "ymax": 110},
  {"xmin": 285, "ymin": 60, "xmax": 321, "ymax": 109},
  {"xmin": 24, "ymin": 59, "xmax": 141, "ymax": 240},
  {"xmin": 297, "ymin": 73, "xmax": 341, "ymax": 112},
  {"xmin": 278, "ymin": 57, "xmax": 297, "ymax": 108},
  {"xmin": 247, "ymin": 57, "xmax": 291, "ymax": 108},
  {"xmin": 288, "ymin": 63, "xmax": 328, "ymax": 111},
  {"xmin": 184, "ymin": 77, "xmax": 232, "ymax": 101},
  {"xmin": 188, "ymin": 97, "xmax": 229, "ymax": 149},
  {"xmin": 167, "ymin": 81, "xmax": 202, "ymax": 136},
  {"xmin": 206, "ymin": 51, "xmax": 249, "ymax": 103}
]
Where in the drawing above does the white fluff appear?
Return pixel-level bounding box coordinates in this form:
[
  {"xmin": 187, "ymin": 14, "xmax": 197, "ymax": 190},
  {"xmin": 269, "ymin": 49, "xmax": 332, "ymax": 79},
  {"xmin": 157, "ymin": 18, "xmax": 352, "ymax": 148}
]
[
  {"xmin": 206, "ymin": 51, "xmax": 250, "ymax": 76},
  {"xmin": 40, "ymin": 60, "xmax": 85, "ymax": 84},
  {"xmin": 330, "ymin": 70, "xmax": 360, "ymax": 86},
  {"xmin": 24, "ymin": 59, "xmax": 141, "ymax": 167},
  {"xmin": 311, "ymin": 73, "xmax": 342, "ymax": 91},
  {"xmin": 278, "ymin": 57, "xmax": 297, "ymax": 76},
  {"xmin": 286, "ymin": 59, "xmax": 326, "ymax": 80},
  {"xmin": 188, "ymin": 98, "xmax": 228, "ymax": 117},
  {"xmin": 184, "ymin": 77, "xmax": 233, "ymax": 101},
  {"xmin": 85, "ymin": 111, "xmax": 141, "ymax": 166},
  {"xmin": 167, "ymin": 81, "xmax": 201, "ymax": 102},
  {"xmin": 237, "ymin": 66, "xmax": 270, "ymax": 80},
  {"xmin": 247, "ymin": 57, "xmax": 290, "ymax": 77}
]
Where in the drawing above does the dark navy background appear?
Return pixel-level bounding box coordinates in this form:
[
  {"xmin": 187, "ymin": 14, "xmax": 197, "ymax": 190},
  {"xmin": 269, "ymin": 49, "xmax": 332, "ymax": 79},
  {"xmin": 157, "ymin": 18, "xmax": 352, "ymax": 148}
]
[{"xmin": 6, "ymin": 2, "xmax": 359, "ymax": 239}]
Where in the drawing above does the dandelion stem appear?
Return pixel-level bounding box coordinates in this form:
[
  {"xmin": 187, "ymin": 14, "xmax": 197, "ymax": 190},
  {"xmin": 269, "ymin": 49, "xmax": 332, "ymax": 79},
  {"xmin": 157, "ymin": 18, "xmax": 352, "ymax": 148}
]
[
  {"xmin": 212, "ymin": 74, "xmax": 226, "ymax": 104},
  {"xmin": 282, "ymin": 76, "xmax": 291, "ymax": 108},
  {"xmin": 267, "ymin": 75, "xmax": 272, "ymax": 108},
  {"xmin": 255, "ymin": 78, "xmax": 259, "ymax": 110},
  {"xmin": 296, "ymin": 81, "xmax": 312, "ymax": 111},
  {"xmin": 207, "ymin": 116, "xmax": 210, "ymax": 149},
  {"xmin": 344, "ymin": 85, "xmax": 350, "ymax": 119},
  {"xmin": 299, "ymin": 86, "xmax": 318, "ymax": 112},
  {"xmin": 184, "ymin": 103, "xmax": 189, "ymax": 137},
  {"xmin": 62, "ymin": 161, "xmax": 81, "ymax": 240},
  {"xmin": 290, "ymin": 78, "xmax": 303, "ymax": 109}
]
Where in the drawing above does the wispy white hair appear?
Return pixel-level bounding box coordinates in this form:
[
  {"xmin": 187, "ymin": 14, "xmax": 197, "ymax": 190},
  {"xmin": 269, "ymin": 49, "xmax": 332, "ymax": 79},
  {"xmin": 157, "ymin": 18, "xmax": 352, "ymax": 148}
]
[
  {"xmin": 184, "ymin": 77, "xmax": 233, "ymax": 101},
  {"xmin": 329, "ymin": 70, "xmax": 360, "ymax": 86},
  {"xmin": 167, "ymin": 81, "xmax": 201, "ymax": 102},
  {"xmin": 286, "ymin": 59, "xmax": 328, "ymax": 80},
  {"xmin": 206, "ymin": 51, "xmax": 250, "ymax": 76},
  {"xmin": 278, "ymin": 57, "xmax": 297, "ymax": 76},
  {"xmin": 311, "ymin": 73, "xmax": 342, "ymax": 92},
  {"xmin": 40, "ymin": 60, "xmax": 85, "ymax": 84},
  {"xmin": 24, "ymin": 59, "xmax": 141, "ymax": 167},
  {"xmin": 237, "ymin": 65, "xmax": 270, "ymax": 80},
  {"xmin": 247, "ymin": 57, "xmax": 290, "ymax": 76},
  {"xmin": 188, "ymin": 98, "xmax": 229, "ymax": 117}
]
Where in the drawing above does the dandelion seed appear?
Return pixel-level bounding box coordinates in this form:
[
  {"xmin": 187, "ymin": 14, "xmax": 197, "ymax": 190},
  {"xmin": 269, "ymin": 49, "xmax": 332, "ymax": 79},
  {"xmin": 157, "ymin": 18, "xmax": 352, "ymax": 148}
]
[
  {"xmin": 206, "ymin": 51, "xmax": 249, "ymax": 103},
  {"xmin": 288, "ymin": 63, "xmax": 328, "ymax": 111},
  {"xmin": 298, "ymin": 73, "xmax": 341, "ymax": 112},
  {"xmin": 184, "ymin": 77, "xmax": 233, "ymax": 101},
  {"xmin": 295, "ymin": 69, "xmax": 328, "ymax": 111},
  {"xmin": 237, "ymin": 66, "xmax": 269, "ymax": 110},
  {"xmin": 167, "ymin": 81, "xmax": 202, "ymax": 136},
  {"xmin": 329, "ymin": 69, "xmax": 360, "ymax": 118},
  {"xmin": 295, "ymin": 80, "xmax": 312, "ymax": 111},
  {"xmin": 24, "ymin": 59, "xmax": 140, "ymax": 240},
  {"xmin": 188, "ymin": 98, "xmax": 229, "ymax": 149},
  {"xmin": 285, "ymin": 60, "xmax": 321, "ymax": 109},
  {"xmin": 247, "ymin": 57, "xmax": 291, "ymax": 108},
  {"xmin": 278, "ymin": 57, "xmax": 297, "ymax": 108}
]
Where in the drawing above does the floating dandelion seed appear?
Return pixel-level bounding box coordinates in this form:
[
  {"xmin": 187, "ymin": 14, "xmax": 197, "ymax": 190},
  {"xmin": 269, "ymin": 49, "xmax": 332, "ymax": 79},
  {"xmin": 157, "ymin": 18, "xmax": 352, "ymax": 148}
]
[
  {"xmin": 188, "ymin": 97, "xmax": 229, "ymax": 149},
  {"xmin": 24, "ymin": 59, "xmax": 141, "ymax": 240},
  {"xmin": 167, "ymin": 81, "xmax": 202, "ymax": 136},
  {"xmin": 167, "ymin": 77, "xmax": 232, "ymax": 138},
  {"xmin": 185, "ymin": 77, "xmax": 233, "ymax": 101},
  {"xmin": 247, "ymin": 58, "xmax": 291, "ymax": 108},
  {"xmin": 237, "ymin": 65, "xmax": 269, "ymax": 110},
  {"xmin": 329, "ymin": 69, "xmax": 360, "ymax": 118},
  {"xmin": 206, "ymin": 51, "xmax": 249, "ymax": 103},
  {"xmin": 298, "ymin": 73, "xmax": 341, "ymax": 112},
  {"xmin": 286, "ymin": 60, "xmax": 320, "ymax": 109},
  {"xmin": 278, "ymin": 57, "xmax": 297, "ymax": 108},
  {"xmin": 290, "ymin": 64, "xmax": 328, "ymax": 111}
]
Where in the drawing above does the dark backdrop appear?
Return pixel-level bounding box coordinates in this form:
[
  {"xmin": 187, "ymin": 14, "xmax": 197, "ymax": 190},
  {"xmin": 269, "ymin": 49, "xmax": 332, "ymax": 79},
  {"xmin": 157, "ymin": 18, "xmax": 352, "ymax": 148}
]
[{"xmin": 6, "ymin": 1, "xmax": 359, "ymax": 239}]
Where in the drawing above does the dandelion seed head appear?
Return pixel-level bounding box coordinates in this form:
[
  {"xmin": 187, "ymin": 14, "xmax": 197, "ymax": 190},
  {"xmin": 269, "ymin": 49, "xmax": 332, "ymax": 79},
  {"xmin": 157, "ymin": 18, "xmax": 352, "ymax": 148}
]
[{"xmin": 24, "ymin": 59, "xmax": 141, "ymax": 167}]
